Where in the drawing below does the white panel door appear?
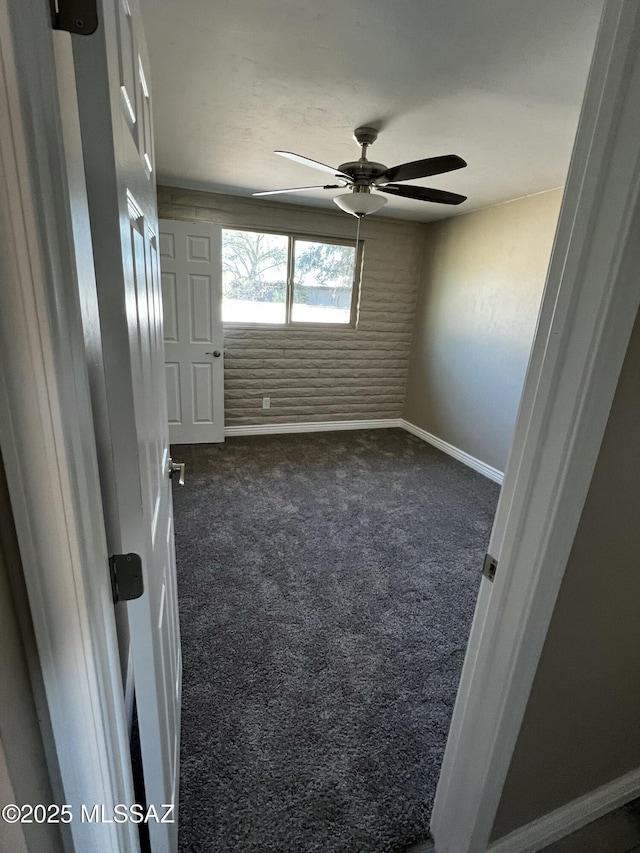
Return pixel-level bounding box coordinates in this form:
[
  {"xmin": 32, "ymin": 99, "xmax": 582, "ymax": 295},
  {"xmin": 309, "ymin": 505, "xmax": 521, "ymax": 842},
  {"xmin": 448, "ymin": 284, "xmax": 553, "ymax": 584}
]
[
  {"xmin": 160, "ymin": 219, "xmax": 225, "ymax": 444},
  {"xmin": 72, "ymin": 1, "xmax": 181, "ymax": 850}
]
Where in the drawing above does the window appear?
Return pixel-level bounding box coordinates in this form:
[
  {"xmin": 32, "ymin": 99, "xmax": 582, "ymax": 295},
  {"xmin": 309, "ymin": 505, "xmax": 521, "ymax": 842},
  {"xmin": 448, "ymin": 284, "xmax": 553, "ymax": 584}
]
[{"xmin": 221, "ymin": 228, "xmax": 360, "ymax": 326}]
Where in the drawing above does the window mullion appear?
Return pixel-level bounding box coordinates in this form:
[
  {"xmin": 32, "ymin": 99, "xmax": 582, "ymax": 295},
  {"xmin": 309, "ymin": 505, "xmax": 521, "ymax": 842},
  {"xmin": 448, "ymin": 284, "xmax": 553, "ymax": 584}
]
[{"xmin": 285, "ymin": 236, "xmax": 295, "ymax": 324}]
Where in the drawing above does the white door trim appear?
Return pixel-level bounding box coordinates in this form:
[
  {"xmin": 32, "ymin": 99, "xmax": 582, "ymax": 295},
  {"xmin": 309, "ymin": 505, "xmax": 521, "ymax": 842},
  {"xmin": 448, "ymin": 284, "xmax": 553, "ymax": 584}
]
[
  {"xmin": 431, "ymin": 1, "xmax": 640, "ymax": 850},
  {"xmin": 0, "ymin": 5, "xmax": 137, "ymax": 852}
]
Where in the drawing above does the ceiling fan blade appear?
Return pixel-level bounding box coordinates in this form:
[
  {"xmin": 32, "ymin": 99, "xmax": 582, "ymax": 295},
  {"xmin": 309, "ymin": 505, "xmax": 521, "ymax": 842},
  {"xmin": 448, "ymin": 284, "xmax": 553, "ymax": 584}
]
[
  {"xmin": 275, "ymin": 151, "xmax": 351, "ymax": 180},
  {"xmin": 380, "ymin": 184, "xmax": 467, "ymax": 205},
  {"xmin": 253, "ymin": 183, "xmax": 346, "ymax": 197},
  {"xmin": 381, "ymin": 155, "xmax": 467, "ymax": 183}
]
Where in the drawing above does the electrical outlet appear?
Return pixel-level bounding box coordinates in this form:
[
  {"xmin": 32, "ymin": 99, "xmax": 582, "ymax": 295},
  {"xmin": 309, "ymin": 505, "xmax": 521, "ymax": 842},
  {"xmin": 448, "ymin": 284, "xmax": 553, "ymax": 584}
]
[{"xmin": 262, "ymin": 397, "xmax": 271, "ymax": 409}]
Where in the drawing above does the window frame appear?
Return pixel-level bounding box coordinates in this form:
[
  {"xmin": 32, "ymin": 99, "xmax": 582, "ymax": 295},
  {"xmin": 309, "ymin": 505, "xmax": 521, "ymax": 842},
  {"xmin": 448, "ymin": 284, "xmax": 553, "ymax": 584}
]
[{"xmin": 221, "ymin": 226, "xmax": 363, "ymax": 329}]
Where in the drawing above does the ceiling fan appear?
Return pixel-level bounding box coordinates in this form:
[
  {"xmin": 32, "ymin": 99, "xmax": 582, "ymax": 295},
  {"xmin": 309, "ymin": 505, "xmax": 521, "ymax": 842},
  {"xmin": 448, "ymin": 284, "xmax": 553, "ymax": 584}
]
[{"xmin": 253, "ymin": 126, "xmax": 468, "ymax": 217}]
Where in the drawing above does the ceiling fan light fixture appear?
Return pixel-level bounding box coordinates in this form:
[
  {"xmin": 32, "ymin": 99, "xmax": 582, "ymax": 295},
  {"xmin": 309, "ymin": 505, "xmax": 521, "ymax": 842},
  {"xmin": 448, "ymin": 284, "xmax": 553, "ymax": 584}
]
[{"xmin": 333, "ymin": 192, "xmax": 387, "ymax": 218}]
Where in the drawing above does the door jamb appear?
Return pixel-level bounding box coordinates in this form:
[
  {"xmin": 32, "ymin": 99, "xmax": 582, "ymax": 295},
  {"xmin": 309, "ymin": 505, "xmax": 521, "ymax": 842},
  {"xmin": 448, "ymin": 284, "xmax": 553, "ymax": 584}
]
[
  {"xmin": 0, "ymin": 3, "xmax": 138, "ymax": 851},
  {"xmin": 431, "ymin": 1, "xmax": 640, "ymax": 849}
]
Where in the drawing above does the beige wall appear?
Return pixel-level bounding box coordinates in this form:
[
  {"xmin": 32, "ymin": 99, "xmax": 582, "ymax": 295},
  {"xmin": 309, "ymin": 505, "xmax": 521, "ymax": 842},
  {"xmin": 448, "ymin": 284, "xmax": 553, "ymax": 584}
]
[
  {"xmin": 491, "ymin": 307, "xmax": 640, "ymax": 839},
  {"xmin": 403, "ymin": 189, "xmax": 563, "ymax": 472},
  {"xmin": 157, "ymin": 187, "xmax": 424, "ymax": 426}
]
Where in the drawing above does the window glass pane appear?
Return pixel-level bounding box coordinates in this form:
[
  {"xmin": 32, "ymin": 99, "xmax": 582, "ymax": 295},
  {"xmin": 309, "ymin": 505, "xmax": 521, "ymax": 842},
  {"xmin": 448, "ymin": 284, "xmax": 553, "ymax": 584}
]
[
  {"xmin": 222, "ymin": 230, "xmax": 288, "ymax": 324},
  {"xmin": 291, "ymin": 240, "xmax": 355, "ymax": 324}
]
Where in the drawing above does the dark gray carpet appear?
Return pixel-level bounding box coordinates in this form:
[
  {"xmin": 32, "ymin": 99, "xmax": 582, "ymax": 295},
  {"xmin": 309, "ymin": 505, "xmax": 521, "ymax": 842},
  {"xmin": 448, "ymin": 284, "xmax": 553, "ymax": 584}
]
[{"xmin": 172, "ymin": 428, "xmax": 499, "ymax": 853}]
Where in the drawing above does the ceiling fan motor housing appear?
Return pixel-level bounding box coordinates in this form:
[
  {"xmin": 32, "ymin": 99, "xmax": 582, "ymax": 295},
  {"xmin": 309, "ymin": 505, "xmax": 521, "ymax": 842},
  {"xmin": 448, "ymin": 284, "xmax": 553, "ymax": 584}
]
[
  {"xmin": 338, "ymin": 126, "xmax": 388, "ymax": 187},
  {"xmin": 337, "ymin": 161, "xmax": 389, "ymax": 186}
]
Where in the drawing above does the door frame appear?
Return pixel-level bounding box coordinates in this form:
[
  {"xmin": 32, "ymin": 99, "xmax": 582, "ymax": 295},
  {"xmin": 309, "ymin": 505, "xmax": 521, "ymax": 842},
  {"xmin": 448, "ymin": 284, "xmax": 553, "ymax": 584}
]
[
  {"xmin": 1, "ymin": 4, "xmax": 639, "ymax": 853},
  {"xmin": 0, "ymin": 3, "xmax": 137, "ymax": 852},
  {"xmin": 431, "ymin": 0, "xmax": 640, "ymax": 849}
]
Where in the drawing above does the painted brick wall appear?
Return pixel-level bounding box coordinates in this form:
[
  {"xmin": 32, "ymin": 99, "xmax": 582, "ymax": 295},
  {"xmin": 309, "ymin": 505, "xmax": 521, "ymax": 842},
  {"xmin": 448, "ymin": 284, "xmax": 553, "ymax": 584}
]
[{"xmin": 157, "ymin": 186, "xmax": 423, "ymax": 426}]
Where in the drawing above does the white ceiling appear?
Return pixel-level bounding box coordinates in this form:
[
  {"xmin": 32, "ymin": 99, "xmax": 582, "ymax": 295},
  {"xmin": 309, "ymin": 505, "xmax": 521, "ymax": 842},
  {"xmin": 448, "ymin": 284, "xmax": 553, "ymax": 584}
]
[{"xmin": 140, "ymin": 0, "xmax": 604, "ymax": 222}]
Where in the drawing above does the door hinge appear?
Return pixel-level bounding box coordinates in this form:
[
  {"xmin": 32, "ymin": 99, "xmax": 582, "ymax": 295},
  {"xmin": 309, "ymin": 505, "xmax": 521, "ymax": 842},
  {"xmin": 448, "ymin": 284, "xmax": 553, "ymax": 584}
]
[
  {"xmin": 50, "ymin": 0, "xmax": 98, "ymax": 35},
  {"xmin": 482, "ymin": 552, "xmax": 498, "ymax": 582},
  {"xmin": 109, "ymin": 553, "xmax": 144, "ymax": 604}
]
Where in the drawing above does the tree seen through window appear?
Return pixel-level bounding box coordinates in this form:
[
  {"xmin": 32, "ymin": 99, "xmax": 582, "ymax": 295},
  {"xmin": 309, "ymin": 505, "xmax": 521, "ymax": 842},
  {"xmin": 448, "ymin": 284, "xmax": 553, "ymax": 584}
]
[{"xmin": 222, "ymin": 229, "xmax": 358, "ymax": 325}]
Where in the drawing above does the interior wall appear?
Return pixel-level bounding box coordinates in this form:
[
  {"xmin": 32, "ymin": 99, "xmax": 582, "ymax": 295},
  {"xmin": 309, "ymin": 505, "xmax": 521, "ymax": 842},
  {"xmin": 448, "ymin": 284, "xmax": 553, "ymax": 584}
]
[
  {"xmin": 491, "ymin": 306, "xmax": 640, "ymax": 839},
  {"xmin": 403, "ymin": 189, "xmax": 563, "ymax": 472},
  {"xmin": 157, "ymin": 187, "xmax": 424, "ymax": 426}
]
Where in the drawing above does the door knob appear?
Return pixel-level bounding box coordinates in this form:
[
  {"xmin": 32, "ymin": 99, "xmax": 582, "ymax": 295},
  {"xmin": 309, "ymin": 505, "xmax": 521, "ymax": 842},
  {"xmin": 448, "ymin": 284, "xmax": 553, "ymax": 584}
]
[
  {"xmin": 205, "ymin": 350, "xmax": 221, "ymax": 357},
  {"xmin": 168, "ymin": 458, "xmax": 185, "ymax": 485}
]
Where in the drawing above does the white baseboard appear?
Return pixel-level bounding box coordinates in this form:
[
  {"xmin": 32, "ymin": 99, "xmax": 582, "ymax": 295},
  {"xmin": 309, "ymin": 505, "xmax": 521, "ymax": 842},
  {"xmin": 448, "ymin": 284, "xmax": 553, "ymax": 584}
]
[
  {"xmin": 488, "ymin": 766, "xmax": 640, "ymax": 853},
  {"xmin": 224, "ymin": 417, "xmax": 504, "ymax": 484},
  {"xmin": 400, "ymin": 419, "xmax": 504, "ymax": 484},
  {"xmin": 224, "ymin": 418, "xmax": 402, "ymax": 437}
]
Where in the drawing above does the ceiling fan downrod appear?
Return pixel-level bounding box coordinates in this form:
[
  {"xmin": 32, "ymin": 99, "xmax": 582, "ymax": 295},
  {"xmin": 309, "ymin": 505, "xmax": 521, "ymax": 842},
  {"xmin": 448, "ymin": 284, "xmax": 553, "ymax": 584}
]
[
  {"xmin": 354, "ymin": 125, "xmax": 378, "ymax": 162},
  {"xmin": 337, "ymin": 127, "xmax": 388, "ymax": 187}
]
